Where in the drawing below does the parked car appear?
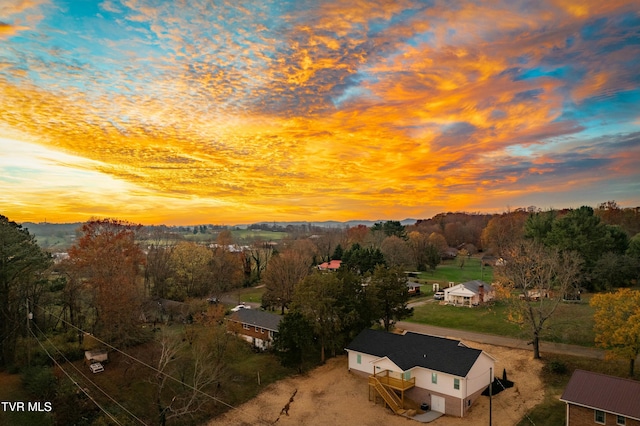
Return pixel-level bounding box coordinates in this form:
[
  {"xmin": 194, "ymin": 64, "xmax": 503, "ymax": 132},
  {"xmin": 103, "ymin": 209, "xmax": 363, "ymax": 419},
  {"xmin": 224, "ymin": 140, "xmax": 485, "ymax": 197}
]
[
  {"xmin": 230, "ymin": 303, "xmax": 250, "ymax": 312},
  {"xmin": 207, "ymin": 296, "xmax": 219, "ymax": 304},
  {"xmin": 434, "ymin": 291, "xmax": 445, "ymax": 300},
  {"xmin": 89, "ymin": 362, "xmax": 104, "ymax": 373}
]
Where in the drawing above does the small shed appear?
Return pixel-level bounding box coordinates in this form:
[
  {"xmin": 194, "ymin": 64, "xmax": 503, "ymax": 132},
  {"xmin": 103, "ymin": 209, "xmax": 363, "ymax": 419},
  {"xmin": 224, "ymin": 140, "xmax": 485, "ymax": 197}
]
[{"xmin": 84, "ymin": 349, "xmax": 108, "ymax": 365}]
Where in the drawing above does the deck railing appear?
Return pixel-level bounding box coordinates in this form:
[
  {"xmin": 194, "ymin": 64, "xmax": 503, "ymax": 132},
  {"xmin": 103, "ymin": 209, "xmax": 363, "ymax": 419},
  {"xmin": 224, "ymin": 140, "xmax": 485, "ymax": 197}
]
[{"xmin": 372, "ymin": 370, "xmax": 415, "ymax": 390}]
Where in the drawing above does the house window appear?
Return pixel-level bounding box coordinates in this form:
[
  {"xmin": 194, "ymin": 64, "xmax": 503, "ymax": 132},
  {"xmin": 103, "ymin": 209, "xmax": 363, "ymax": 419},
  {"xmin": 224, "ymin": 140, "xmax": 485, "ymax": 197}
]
[
  {"xmin": 403, "ymin": 371, "xmax": 411, "ymax": 380},
  {"xmin": 454, "ymin": 378, "xmax": 460, "ymax": 390},
  {"xmin": 617, "ymin": 415, "xmax": 626, "ymax": 425},
  {"xmin": 255, "ymin": 326, "xmax": 259, "ymax": 332},
  {"xmin": 242, "ymin": 324, "xmax": 250, "ymax": 330},
  {"xmin": 357, "ymin": 354, "xmax": 361, "ymax": 364},
  {"xmin": 260, "ymin": 328, "xmax": 264, "ymax": 334},
  {"xmin": 431, "ymin": 373, "xmax": 437, "ymax": 384},
  {"xmin": 595, "ymin": 410, "xmax": 605, "ymax": 424}
]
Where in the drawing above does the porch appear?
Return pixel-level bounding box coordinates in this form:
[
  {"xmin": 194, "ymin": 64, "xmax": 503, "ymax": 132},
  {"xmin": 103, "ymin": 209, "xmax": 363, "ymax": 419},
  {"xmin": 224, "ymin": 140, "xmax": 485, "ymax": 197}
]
[{"xmin": 368, "ymin": 370, "xmax": 416, "ymax": 414}]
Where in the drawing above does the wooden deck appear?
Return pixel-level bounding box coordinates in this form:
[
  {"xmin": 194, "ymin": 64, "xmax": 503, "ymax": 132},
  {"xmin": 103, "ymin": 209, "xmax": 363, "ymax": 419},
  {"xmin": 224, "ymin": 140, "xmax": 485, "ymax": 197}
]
[{"xmin": 372, "ymin": 370, "xmax": 416, "ymax": 391}]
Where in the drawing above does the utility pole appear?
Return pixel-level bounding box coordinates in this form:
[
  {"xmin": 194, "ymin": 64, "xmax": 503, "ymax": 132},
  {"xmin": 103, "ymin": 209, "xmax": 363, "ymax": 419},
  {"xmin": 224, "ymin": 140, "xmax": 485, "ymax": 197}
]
[
  {"xmin": 26, "ymin": 298, "xmax": 31, "ymax": 366},
  {"xmin": 489, "ymin": 367, "xmax": 492, "ymax": 426}
]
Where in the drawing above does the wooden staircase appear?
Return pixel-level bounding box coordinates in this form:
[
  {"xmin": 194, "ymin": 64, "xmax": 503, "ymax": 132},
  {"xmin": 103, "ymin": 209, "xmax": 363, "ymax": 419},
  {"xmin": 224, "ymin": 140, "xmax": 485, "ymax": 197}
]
[{"xmin": 369, "ymin": 376, "xmax": 406, "ymax": 415}]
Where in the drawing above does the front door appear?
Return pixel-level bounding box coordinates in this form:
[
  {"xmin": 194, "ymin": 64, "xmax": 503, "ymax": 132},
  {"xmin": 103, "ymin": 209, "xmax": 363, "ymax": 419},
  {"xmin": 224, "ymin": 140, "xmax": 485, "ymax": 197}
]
[{"xmin": 431, "ymin": 395, "xmax": 445, "ymax": 413}]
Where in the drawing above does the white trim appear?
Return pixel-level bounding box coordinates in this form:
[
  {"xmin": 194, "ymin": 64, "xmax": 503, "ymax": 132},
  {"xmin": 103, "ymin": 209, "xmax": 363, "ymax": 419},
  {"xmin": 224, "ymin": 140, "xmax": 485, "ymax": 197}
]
[{"xmin": 559, "ymin": 401, "xmax": 640, "ymax": 422}]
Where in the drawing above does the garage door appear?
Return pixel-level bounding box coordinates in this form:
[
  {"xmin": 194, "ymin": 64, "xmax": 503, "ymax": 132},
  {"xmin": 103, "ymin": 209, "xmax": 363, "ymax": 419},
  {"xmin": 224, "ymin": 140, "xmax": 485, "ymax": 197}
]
[{"xmin": 431, "ymin": 395, "xmax": 445, "ymax": 413}]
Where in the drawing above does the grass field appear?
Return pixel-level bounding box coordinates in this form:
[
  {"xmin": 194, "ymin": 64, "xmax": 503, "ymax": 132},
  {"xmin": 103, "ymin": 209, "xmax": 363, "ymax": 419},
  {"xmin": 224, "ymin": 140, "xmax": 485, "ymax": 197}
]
[
  {"xmin": 410, "ymin": 295, "xmax": 596, "ymax": 347},
  {"xmin": 418, "ymin": 257, "xmax": 493, "ymax": 290}
]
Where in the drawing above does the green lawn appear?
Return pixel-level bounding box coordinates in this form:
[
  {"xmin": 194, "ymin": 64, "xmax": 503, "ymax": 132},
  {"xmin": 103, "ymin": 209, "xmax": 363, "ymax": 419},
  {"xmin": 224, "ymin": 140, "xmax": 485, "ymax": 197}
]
[
  {"xmin": 418, "ymin": 257, "xmax": 493, "ymax": 290},
  {"xmin": 409, "ymin": 295, "xmax": 596, "ymax": 347}
]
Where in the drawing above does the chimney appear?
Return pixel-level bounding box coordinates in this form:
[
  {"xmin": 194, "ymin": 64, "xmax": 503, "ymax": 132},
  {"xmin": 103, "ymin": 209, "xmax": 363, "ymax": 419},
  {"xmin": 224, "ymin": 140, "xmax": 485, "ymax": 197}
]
[{"xmin": 478, "ymin": 284, "xmax": 484, "ymax": 304}]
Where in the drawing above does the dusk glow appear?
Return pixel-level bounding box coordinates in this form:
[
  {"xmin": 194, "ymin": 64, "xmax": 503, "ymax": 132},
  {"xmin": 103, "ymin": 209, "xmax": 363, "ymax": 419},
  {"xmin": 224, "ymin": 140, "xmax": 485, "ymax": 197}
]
[{"xmin": 1, "ymin": 0, "xmax": 639, "ymax": 224}]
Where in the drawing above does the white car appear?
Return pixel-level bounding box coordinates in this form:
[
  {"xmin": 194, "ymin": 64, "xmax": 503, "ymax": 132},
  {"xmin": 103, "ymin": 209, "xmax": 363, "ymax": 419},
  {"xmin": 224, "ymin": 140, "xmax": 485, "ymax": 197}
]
[
  {"xmin": 230, "ymin": 304, "xmax": 250, "ymax": 312},
  {"xmin": 89, "ymin": 362, "xmax": 104, "ymax": 373},
  {"xmin": 434, "ymin": 291, "xmax": 445, "ymax": 300}
]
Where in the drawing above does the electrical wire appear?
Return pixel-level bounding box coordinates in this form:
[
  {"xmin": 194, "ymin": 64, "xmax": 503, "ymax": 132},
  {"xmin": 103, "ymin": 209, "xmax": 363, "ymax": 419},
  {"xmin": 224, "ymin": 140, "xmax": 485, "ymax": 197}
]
[
  {"xmin": 32, "ymin": 303, "xmax": 270, "ymax": 424},
  {"xmin": 30, "ymin": 320, "xmax": 148, "ymax": 425},
  {"xmin": 28, "ymin": 326, "xmax": 124, "ymax": 426}
]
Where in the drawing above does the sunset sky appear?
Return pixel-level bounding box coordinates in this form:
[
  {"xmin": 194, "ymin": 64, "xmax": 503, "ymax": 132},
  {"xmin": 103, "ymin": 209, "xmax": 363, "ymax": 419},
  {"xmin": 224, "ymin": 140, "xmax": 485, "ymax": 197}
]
[{"xmin": 1, "ymin": 0, "xmax": 639, "ymax": 225}]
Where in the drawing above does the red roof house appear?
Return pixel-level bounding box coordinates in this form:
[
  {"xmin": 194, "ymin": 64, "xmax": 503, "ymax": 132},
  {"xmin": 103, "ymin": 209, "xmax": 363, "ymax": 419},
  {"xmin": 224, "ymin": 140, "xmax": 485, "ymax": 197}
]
[{"xmin": 317, "ymin": 259, "xmax": 342, "ymax": 271}]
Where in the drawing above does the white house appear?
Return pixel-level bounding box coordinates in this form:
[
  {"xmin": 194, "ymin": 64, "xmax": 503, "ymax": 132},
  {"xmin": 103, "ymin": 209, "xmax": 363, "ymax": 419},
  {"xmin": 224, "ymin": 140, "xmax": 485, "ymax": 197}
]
[
  {"xmin": 444, "ymin": 280, "xmax": 493, "ymax": 307},
  {"xmin": 346, "ymin": 329, "xmax": 495, "ymax": 417}
]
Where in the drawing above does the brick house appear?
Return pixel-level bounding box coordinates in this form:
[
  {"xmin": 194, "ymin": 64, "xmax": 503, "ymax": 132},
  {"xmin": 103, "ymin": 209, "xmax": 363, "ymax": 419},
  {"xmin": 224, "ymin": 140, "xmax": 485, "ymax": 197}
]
[
  {"xmin": 226, "ymin": 309, "xmax": 282, "ymax": 350},
  {"xmin": 560, "ymin": 369, "xmax": 640, "ymax": 426}
]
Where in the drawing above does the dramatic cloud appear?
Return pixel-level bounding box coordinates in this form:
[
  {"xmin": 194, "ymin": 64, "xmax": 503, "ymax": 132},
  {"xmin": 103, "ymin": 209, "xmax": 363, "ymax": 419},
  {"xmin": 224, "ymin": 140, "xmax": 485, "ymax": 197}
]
[{"xmin": 0, "ymin": 0, "xmax": 639, "ymax": 224}]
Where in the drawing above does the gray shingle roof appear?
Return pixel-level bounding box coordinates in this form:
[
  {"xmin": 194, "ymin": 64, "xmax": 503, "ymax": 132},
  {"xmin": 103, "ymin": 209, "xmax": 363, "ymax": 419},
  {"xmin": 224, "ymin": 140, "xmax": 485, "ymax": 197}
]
[
  {"xmin": 229, "ymin": 309, "xmax": 282, "ymax": 331},
  {"xmin": 560, "ymin": 369, "xmax": 640, "ymax": 420},
  {"xmin": 346, "ymin": 329, "xmax": 483, "ymax": 377},
  {"xmin": 459, "ymin": 280, "xmax": 492, "ymax": 293}
]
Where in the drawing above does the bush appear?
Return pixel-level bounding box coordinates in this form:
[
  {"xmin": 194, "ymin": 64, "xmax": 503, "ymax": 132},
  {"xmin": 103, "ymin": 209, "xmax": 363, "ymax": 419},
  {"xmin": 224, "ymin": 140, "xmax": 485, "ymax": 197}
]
[
  {"xmin": 547, "ymin": 360, "xmax": 568, "ymax": 375},
  {"xmin": 22, "ymin": 366, "xmax": 57, "ymax": 399}
]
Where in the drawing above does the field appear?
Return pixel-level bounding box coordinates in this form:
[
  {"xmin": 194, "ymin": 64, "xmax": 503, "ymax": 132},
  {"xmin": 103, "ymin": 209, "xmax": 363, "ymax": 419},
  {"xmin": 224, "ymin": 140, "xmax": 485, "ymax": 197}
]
[
  {"xmin": 417, "ymin": 257, "xmax": 493, "ymax": 291},
  {"xmin": 410, "ymin": 296, "xmax": 596, "ymax": 347}
]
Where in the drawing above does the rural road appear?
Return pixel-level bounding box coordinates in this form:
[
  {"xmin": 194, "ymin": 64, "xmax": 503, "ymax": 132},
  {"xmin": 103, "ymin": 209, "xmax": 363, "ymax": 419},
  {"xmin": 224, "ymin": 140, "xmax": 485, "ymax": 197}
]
[{"xmin": 395, "ymin": 321, "xmax": 609, "ymax": 360}]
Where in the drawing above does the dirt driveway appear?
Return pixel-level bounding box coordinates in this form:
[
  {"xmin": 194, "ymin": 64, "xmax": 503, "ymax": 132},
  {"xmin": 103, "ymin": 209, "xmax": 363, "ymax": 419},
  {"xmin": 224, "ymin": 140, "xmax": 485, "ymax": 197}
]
[{"xmin": 211, "ymin": 340, "xmax": 544, "ymax": 426}]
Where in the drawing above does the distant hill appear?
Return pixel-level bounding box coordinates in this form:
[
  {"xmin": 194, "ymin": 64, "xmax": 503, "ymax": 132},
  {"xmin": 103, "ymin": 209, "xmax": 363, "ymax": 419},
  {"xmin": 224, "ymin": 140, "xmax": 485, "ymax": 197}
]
[
  {"xmin": 242, "ymin": 219, "xmax": 417, "ymax": 228},
  {"xmin": 20, "ymin": 219, "xmax": 419, "ymax": 250}
]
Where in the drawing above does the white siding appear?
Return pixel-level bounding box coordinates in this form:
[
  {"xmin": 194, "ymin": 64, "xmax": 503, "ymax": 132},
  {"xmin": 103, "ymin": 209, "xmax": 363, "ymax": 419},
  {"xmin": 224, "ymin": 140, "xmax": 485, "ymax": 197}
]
[
  {"xmin": 346, "ymin": 350, "xmax": 380, "ymax": 375},
  {"xmin": 412, "ymin": 367, "xmax": 464, "ymax": 398},
  {"xmin": 466, "ymin": 352, "xmax": 495, "ymax": 395}
]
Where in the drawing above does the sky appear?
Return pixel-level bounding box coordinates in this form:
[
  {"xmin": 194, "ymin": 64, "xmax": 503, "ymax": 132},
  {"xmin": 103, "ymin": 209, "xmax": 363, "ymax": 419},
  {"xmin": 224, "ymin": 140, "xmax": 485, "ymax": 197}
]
[{"xmin": 1, "ymin": 0, "xmax": 639, "ymax": 225}]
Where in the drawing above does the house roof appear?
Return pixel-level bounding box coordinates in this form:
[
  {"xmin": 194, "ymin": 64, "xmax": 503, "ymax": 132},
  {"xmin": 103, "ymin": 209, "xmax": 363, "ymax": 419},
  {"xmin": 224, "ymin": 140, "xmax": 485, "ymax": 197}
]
[
  {"xmin": 445, "ymin": 280, "xmax": 491, "ymax": 295},
  {"xmin": 229, "ymin": 309, "xmax": 282, "ymax": 331},
  {"xmin": 318, "ymin": 259, "xmax": 342, "ymax": 270},
  {"xmin": 345, "ymin": 329, "xmax": 485, "ymax": 377},
  {"xmin": 560, "ymin": 370, "xmax": 640, "ymax": 420}
]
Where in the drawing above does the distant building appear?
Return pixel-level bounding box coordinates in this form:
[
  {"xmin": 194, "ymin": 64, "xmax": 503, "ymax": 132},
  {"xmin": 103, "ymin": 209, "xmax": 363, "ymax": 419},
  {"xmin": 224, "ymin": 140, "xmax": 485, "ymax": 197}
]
[
  {"xmin": 226, "ymin": 309, "xmax": 282, "ymax": 350},
  {"xmin": 317, "ymin": 259, "xmax": 342, "ymax": 271}
]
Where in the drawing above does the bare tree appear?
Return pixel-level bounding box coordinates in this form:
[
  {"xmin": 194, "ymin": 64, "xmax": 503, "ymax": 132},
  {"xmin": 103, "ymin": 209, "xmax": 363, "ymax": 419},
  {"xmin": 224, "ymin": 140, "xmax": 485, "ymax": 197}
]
[
  {"xmin": 248, "ymin": 239, "xmax": 273, "ymax": 282},
  {"xmin": 153, "ymin": 328, "xmax": 228, "ymax": 426},
  {"xmin": 495, "ymin": 240, "xmax": 582, "ymax": 359}
]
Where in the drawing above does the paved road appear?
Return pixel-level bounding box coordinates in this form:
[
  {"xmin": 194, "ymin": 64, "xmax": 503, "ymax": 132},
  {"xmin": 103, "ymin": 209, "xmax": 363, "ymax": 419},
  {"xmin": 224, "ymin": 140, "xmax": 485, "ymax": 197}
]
[{"xmin": 395, "ymin": 321, "xmax": 608, "ymax": 359}]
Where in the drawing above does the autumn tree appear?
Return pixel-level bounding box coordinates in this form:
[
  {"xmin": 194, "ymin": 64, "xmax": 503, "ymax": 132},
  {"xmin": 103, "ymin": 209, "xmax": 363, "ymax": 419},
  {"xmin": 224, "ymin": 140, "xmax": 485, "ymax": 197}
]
[
  {"xmin": 209, "ymin": 247, "xmax": 244, "ymax": 299},
  {"xmin": 481, "ymin": 211, "xmax": 527, "ymax": 255},
  {"xmin": 144, "ymin": 229, "xmax": 176, "ymax": 298},
  {"xmin": 427, "ymin": 232, "xmax": 448, "ymax": 255},
  {"xmin": 494, "ymin": 240, "xmax": 582, "ymax": 359},
  {"xmin": 169, "ymin": 242, "xmax": 213, "ymax": 299},
  {"xmin": 346, "ymin": 224, "xmax": 369, "ymax": 246},
  {"xmin": 0, "ymin": 216, "xmax": 52, "ymax": 367},
  {"xmin": 261, "ymin": 250, "xmax": 310, "ymax": 314},
  {"xmin": 216, "ymin": 229, "xmax": 234, "ymax": 247},
  {"xmin": 380, "ymin": 236, "xmax": 412, "ymax": 268},
  {"xmin": 590, "ymin": 289, "xmax": 640, "ymax": 376},
  {"xmin": 68, "ymin": 219, "xmax": 146, "ymax": 346}
]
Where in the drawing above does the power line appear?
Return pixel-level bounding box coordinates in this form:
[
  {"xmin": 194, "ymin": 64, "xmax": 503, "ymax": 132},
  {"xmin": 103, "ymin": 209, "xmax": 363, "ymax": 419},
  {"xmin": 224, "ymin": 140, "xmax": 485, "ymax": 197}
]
[
  {"xmin": 32, "ymin": 303, "xmax": 264, "ymax": 422},
  {"xmin": 30, "ymin": 320, "xmax": 148, "ymax": 425},
  {"xmin": 28, "ymin": 327, "xmax": 124, "ymax": 426}
]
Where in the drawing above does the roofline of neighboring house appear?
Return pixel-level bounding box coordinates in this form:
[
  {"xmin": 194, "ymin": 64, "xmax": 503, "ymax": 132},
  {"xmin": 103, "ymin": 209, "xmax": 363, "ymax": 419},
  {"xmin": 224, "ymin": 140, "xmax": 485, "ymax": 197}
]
[
  {"xmin": 225, "ymin": 317, "xmax": 279, "ymax": 332},
  {"xmin": 558, "ymin": 399, "xmax": 640, "ymax": 421}
]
